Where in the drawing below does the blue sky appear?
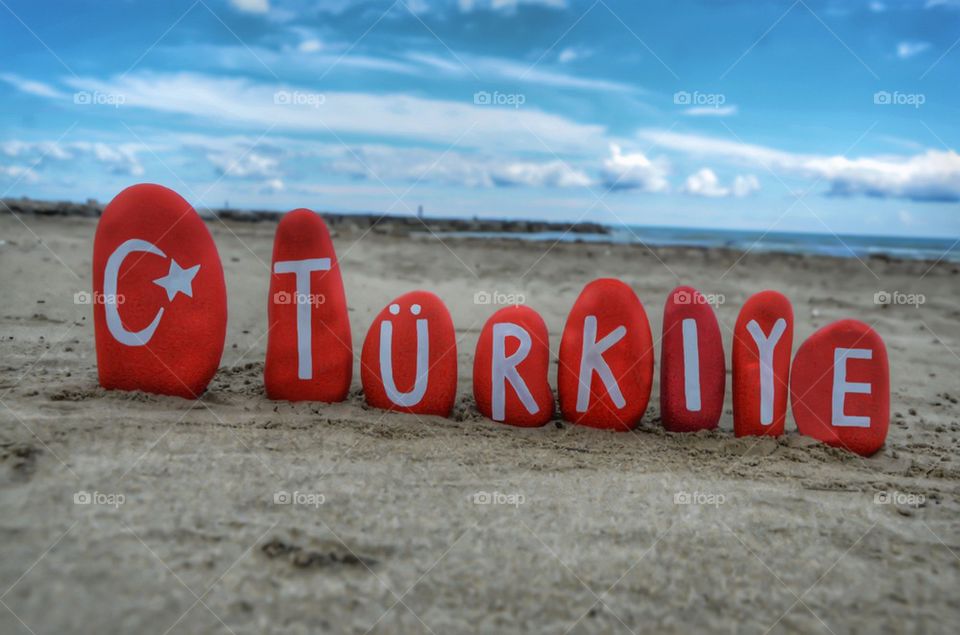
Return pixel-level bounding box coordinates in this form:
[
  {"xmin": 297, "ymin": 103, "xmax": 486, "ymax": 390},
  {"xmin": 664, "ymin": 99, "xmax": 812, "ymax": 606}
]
[{"xmin": 1, "ymin": 0, "xmax": 958, "ymax": 237}]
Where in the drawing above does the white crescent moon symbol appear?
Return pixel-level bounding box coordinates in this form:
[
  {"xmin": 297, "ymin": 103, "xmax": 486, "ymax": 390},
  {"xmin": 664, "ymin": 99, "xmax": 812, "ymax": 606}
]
[{"xmin": 104, "ymin": 238, "xmax": 166, "ymax": 346}]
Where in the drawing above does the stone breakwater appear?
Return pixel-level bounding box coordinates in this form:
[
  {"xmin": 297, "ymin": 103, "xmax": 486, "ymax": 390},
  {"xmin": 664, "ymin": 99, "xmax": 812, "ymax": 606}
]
[{"xmin": 0, "ymin": 196, "xmax": 609, "ymax": 236}]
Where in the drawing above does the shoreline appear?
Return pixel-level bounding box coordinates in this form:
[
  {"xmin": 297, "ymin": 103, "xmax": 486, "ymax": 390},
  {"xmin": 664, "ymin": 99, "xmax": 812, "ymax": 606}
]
[
  {"xmin": 5, "ymin": 195, "xmax": 956, "ymax": 266},
  {"xmin": 0, "ymin": 195, "xmax": 609, "ymax": 236}
]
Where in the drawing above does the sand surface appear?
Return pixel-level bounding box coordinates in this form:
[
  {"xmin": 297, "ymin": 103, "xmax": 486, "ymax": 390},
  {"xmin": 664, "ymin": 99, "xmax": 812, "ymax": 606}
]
[{"xmin": 1, "ymin": 212, "xmax": 959, "ymax": 634}]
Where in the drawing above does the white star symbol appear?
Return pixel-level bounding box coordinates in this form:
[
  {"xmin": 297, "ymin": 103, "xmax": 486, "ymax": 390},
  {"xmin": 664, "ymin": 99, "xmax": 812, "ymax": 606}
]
[{"xmin": 153, "ymin": 259, "xmax": 201, "ymax": 302}]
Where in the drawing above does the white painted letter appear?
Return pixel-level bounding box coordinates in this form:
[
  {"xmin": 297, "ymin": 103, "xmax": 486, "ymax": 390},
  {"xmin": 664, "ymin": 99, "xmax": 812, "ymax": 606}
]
[
  {"xmin": 491, "ymin": 322, "xmax": 538, "ymax": 421},
  {"xmin": 681, "ymin": 318, "xmax": 701, "ymax": 411},
  {"xmin": 379, "ymin": 306, "xmax": 429, "ymax": 407},
  {"xmin": 273, "ymin": 258, "xmax": 331, "ymax": 380},
  {"xmin": 831, "ymin": 347, "xmax": 872, "ymax": 428},
  {"xmin": 576, "ymin": 315, "xmax": 627, "ymax": 412},
  {"xmin": 745, "ymin": 318, "xmax": 787, "ymax": 425}
]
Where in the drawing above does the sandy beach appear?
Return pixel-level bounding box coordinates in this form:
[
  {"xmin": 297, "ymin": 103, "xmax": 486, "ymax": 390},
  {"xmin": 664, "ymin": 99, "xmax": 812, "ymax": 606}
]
[{"xmin": 1, "ymin": 208, "xmax": 958, "ymax": 634}]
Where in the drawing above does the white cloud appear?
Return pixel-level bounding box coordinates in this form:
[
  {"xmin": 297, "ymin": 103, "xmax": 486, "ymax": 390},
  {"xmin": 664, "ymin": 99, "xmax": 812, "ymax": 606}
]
[
  {"xmin": 0, "ymin": 165, "xmax": 39, "ymax": 183},
  {"xmin": 684, "ymin": 105, "xmax": 738, "ymax": 117},
  {"xmin": 925, "ymin": 0, "xmax": 960, "ymax": 9},
  {"xmin": 731, "ymin": 174, "xmax": 761, "ymax": 197},
  {"xmin": 163, "ymin": 42, "xmax": 424, "ymax": 78},
  {"xmin": 494, "ymin": 160, "xmax": 592, "ymax": 187},
  {"xmin": 458, "ymin": 0, "xmax": 567, "ymax": 13},
  {"xmin": 0, "ymin": 73, "xmax": 66, "ymax": 99},
  {"xmin": 297, "ymin": 39, "xmax": 323, "ymax": 53},
  {"xmin": 1, "ymin": 140, "xmax": 72, "ymax": 160},
  {"xmin": 804, "ymin": 151, "xmax": 960, "ymax": 201},
  {"xmin": 79, "ymin": 142, "xmax": 145, "ymax": 175},
  {"xmin": 681, "ymin": 169, "xmax": 759, "ymax": 198},
  {"xmin": 681, "ymin": 168, "xmax": 725, "ymax": 197},
  {"xmin": 70, "ymin": 131, "xmax": 595, "ymax": 193},
  {"xmin": 0, "ymin": 140, "xmax": 144, "ymax": 175},
  {"xmin": 639, "ymin": 129, "xmax": 960, "ymax": 202},
  {"xmin": 600, "ymin": 144, "xmax": 669, "ymax": 192},
  {"xmin": 327, "ymin": 144, "xmax": 591, "ymax": 189},
  {"xmin": 229, "ymin": 0, "xmax": 269, "ymax": 14},
  {"xmin": 330, "ymin": 145, "xmax": 494, "ymax": 188},
  {"xmin": 896, "ymin": 41, "xmax": 931, "ymax": 59},
  {"xmin": 404, "ymin": 51, "xmax": 638, "ymax": 93},
  {"xmin": 260, "ymin": 178, "xmax": 285, "ymax": 193},
  {"xmin": 639, "ymin": 129, "xmax": 792, "ymax": 166},
  {"xmin": 558, "ymin": 47, "xmax": 591, "ymax": 64},
  {"xmin": 403, "ymin": 51, "xmax": 467, "ymax": 74},
  {"xmin": 558, "ymin": 48, "xmax": 578, "ymax": 64},
  {"xmin": 158, "ymin": 42, "xmax": 637, "ymax": 95},
  {"xmin": 61, "ymin": 72, "xmax": 607, "ymax": 153},
  {"xmin": 404, "ymin": 0, "xmax": 431, "ymax": 13},
  {"xmin": 208, "ymin": 151, "xmax": 279, "ymax": 179}
]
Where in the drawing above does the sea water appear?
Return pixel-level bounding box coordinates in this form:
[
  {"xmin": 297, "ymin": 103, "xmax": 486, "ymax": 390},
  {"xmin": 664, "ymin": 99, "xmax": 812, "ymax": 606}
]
[{"xmin": 429, "ymin": 226, "xmax": 960, "ymax": 263}]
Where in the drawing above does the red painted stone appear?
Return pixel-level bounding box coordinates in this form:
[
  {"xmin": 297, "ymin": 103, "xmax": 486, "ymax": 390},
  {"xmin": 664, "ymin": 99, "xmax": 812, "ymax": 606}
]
[
  {"xmin": 659, "ymin": 286, "xmax": 725, "ymax": 432},
  {"xmin": 732, "ymin": 290, "xmax": 793, "ymax": 437},
  {"xmin": 264, "ymin": 209, "xmax": 352, "ymax": 402},
  {"xmin": 557, "ymin": 278, "xmax": 653, "ymax": 431},
  {"xmin": 790, "ymin": 320, "xmax": 889, "ymax": 456},
  {"xmin": 473, "ymin": 305, "xmax": 553, "ymax": 427},
  {"xmin": 361, "ymin": 290, "xmax": 457, "ymax": 416},
  {"xmin": 93, "ymin": 183, "xmax": 227, "ymax": 398}
]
